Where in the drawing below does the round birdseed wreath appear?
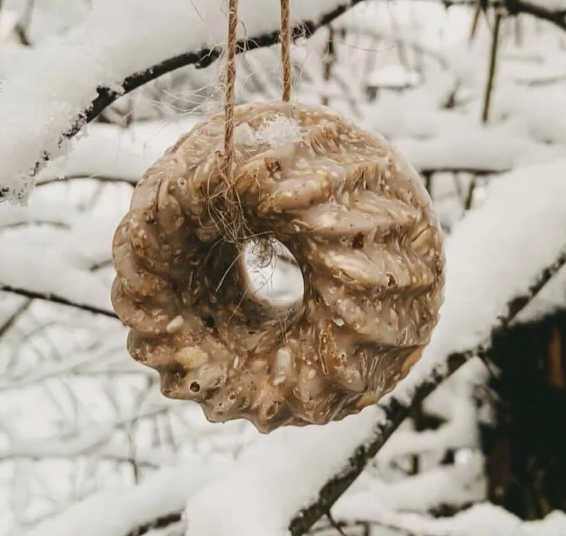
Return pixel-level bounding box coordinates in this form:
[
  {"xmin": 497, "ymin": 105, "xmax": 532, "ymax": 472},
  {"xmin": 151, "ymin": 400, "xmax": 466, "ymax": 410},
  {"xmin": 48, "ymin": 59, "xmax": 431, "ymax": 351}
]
[{"xmin": 111, "ymin": 101, "xmax": 444, "ymax": 433}]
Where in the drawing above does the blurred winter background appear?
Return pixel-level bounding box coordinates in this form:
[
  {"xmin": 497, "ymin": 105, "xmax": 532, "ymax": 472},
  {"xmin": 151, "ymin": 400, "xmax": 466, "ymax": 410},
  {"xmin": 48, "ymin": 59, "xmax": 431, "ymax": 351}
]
[{"xmin": 0, "ymin": 1, "xmax": 565, "ymax": 535}]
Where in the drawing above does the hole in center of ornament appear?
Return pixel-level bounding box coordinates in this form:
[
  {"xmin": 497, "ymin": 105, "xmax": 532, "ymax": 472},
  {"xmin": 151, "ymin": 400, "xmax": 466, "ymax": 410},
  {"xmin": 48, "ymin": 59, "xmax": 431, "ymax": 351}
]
[{"xmin": 239, "ymin": 238, "xmax": 304, "ymax": 315}]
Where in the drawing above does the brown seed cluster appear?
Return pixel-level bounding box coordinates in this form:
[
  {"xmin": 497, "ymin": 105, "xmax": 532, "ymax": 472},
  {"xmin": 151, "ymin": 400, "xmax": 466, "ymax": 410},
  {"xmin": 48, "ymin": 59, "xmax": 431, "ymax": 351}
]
[{"xmin": 111, "ymin": 101, "xmax": 444, "ymax": 433}]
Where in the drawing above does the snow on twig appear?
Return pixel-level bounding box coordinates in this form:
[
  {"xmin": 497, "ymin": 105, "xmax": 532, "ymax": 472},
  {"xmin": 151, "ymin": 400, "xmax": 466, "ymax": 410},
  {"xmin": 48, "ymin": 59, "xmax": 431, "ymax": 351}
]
[
  {"xmin": 19, "ymin": 458, "xmax": 222, "ymax": 536},
  {"xmin": 0, "ymin": 401, "xmax": 176, "ymax": 462},
  {"xmin": 34, "ymin": 124, "xmax": 154, "ymax": 187},
  {"xmin": 419, "ymin": 0, "xmax": 566, "ymax": 30},
  {"xmin": 397, "ymin": 130, "xmax": 564, "ymax": 174},
  {"xmin": 0, "ymin": 211, "xmax": 122, "ymax": 318},
  {"xmin": 331, "ymin": 500, "xmax": 566, "ymax": 536},
  {"xmin": 0, "ymin": 201, "xmax": 77, "ymax": 228},
  {"xmin": 0, "ymin": 225, "xmax": 117, "ymax": 316},
  {"xmin": 0, "ymin": 339, "xmax": 130, "ymax": 391},
  {"xmin": 0, "ymin": 0, "xmax": 366, "ymax": 203}
]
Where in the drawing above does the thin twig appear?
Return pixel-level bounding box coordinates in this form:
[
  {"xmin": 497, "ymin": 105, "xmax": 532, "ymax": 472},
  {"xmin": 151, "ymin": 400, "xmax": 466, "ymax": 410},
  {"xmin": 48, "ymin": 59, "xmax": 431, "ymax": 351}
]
[
  {"xmin": 322, "ymin": 27, "xmax": 336, "ymax": 107},
  {"xmin": 469, "ymin": 2, "xmax": 482, "ymax": 43},
  {"xmin": 14, "ymin": 0, "xmax": 35, "ymax": 46},
  {"xmin": 0, "ymin": 298, "xmax": 32, "ymax": 338},
  {"xmin": 482, "ymin": 11, "xmax": 502, "ymax": 124},
  {"xmin": 0, "ymin": 284, "xmax": 119, "ymax": 319},
  {"xmin": 326, "ymin": 512, "xmax": 348, "ymax": 536},
  {"xmin": 36, "ymin": 174, "xmax": 137, "ymax": 187},
  {"xmin": 464, "ymin": 177, "xmax": 478, "ymax": 210},
  {"xmin": 126, "ymin": 513, "xmax": 184, "ymax": 536}
]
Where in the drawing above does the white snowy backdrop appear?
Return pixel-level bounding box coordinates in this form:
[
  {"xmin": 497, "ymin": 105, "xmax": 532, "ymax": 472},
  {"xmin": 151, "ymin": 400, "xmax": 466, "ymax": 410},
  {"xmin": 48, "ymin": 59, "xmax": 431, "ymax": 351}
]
[{"xmin": 1, "ymin": 1, "xmax": 566, "ymax": 535}]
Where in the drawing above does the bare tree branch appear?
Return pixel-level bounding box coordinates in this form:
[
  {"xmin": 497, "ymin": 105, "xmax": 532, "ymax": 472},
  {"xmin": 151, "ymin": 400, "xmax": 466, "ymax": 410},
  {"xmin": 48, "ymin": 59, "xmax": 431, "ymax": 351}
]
[
  {"xmin": 55, "ymin": 1, "xmax": 368, "ymax": 151},
  {"xmin": 0, "ymin": 404, "xmax": 174, "ymax": 462},
  {"xmin": 125, "ymin": 513, "xmax": 184, "ymax": 536},
  {"xmin": 0, "ymin": 298, "xmax": 32, "ymax": 338},
  {"xmin": 481, "ymin": 11, "xmax": 502, "ymax": 124},
  {"xmin": 36, "ymin": 174, "xmax": 137, "ymax": 187},
  {"xmin": 424, "ymin": 0, "xmax": 566, "ymax": 32},
  {"xmin": 505, "ymin": 0, "xmax": 566, "ymax": 32},
  {"xmin": 288, "ymin": 245, "xmax": 566, "ymax": 536},
  {"xmin": 0, "ymin": 284, "xmax": 119, "ymax": 319}
]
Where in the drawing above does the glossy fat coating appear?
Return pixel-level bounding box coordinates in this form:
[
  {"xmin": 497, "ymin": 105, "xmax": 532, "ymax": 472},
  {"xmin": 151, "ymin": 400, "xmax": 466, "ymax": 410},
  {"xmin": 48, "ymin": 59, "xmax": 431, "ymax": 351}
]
[{"xmin": 111, "ymin": 101, "xmax": 444, "ymax": 433}]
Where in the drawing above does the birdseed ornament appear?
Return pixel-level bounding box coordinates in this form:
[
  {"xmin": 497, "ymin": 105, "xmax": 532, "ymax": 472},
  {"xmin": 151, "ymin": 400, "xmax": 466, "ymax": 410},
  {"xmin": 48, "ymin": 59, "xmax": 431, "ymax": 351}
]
[
  {"xmin": 111, "ymin": 100, "xmax": 444, "ymax": 432},
  {"xmin": 110, "ymin": 1, "xmax": 444, "ymax": 434}
]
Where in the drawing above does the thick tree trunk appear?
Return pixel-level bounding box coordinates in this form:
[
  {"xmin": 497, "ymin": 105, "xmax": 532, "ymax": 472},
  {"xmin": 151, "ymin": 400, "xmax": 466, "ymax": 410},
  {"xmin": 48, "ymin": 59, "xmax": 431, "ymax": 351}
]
[{"xmin": 483, "ymin": 311, "xmax": 566, "ymax": 519}]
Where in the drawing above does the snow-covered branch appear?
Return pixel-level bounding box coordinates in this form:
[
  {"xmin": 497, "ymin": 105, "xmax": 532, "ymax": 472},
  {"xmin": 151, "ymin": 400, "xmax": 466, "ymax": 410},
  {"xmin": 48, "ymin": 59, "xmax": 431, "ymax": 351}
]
[
  {"xmin": 427, "ymin": 0, "xmax": 566, "ymax": 30},
  {"xmin": 183, "ymin": 159, "xmax": 566, "ymax": 536},
  {"xmin": 330, "ymin": 502, "xmax": 566, "ymax": 536},
  {"xmin": 0, "ymin": 206, "xmax": 122, "ymax": 318},
  {"xmin": 20, "ymin": 459, "xmax": 220, "ymax": 536},
  {"xmin": 505, "ymin": 0, "xmax": 566, "ymax": 32},
  {"xmin": 0, "ymin": 0, "xmax": 365, "ymax": 203},
  {"xmin": 0, "ymin": 240, "xmax": 118, "ymax": 318},
  {"xmin": 0, "ymin": 402, "xmax": 174, "ymax": 462}
]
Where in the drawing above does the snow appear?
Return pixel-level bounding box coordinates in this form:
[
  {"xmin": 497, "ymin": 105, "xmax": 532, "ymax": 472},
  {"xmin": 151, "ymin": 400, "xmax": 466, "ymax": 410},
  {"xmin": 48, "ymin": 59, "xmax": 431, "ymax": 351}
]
[
  {"xmin": 422, "ymin": 159, "xmax": 566, "ymax": 360},
  {"xmin": 184, "ymin": 158, "xmax": 566, "ymax": 536},
  {"xmin": 61, "ymin": 211, "xmax": 124, "ymax": 269},
  {"xmin": 338, "ymin": 457, "xmax": 485, "ymax": 515},
  {"xmin": 517, "ymin": 263, "xmax": 566, "ymax": 322},
  {"xmin": 0, "ymin": 338, "xmax": 132, "ymax": 391},
  {"xmin": 34, "ymin": 116, "xmax": 202, "ymax": 189},
  {"xmin": 397, "ymin": 129, "xmax": 563, "ymax": 173},
  {"xmin": 493, "ymin": 86, "xmax": 566, "ymax": 147},
  {"xmin": 0, "ymin": 237, "xmax": 114, "ymax": 314},
  {"xmin": 186, "ymin": 407, "xmax": 380, "ymax": 536},
  {"xmin": 333, "ymin": 500, "xmax": 566, "ymax": 536},
  {"xmin": 0, "ymin": 200, "xmax": 77, "ymax": 228},
  {"xmin": 367, "ymin": 65, "xmax": 420, "ymax": 88},
  {"xmin": 20, "ymin": 457, "xmax": 223, "ymax": 536},
  {"xmin": 362, "ymin": 89, "xmax": 566, "ymax": 173},
  {"xmin": 1, "ymin": 398, "xmax": 176, "ymax": 462},
  {"xmin": 0, "ymin": 10, "xmax": 19, "ymax": 44},
  {"xmin": 0, "ymin": 0, "xmax": 355, "ymax": 203},
  {"xmin": 360, "ymin": 83, "xmax": 566, "ymax": 175},
  {"xmin": 0, "ymin": 293, "xmax": 28, "ymax": 330},
  {"xmin": 254, "ymin": 116, "xmax": 303, "ymax": 148},
  {"xmin": 378, "ymin": 383, "xmax": 478, "ymax": 464},
  {"xmin": 35, "ymin": 125, "xmax": 153, "ymax": 186}
]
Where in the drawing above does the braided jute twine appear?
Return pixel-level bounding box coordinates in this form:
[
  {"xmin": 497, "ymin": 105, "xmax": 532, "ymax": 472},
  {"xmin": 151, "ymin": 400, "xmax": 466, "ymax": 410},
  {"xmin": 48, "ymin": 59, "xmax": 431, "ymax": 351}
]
[{"xmin": 223, "ymin": 0, "xmax": 292, "ymax": 182}]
